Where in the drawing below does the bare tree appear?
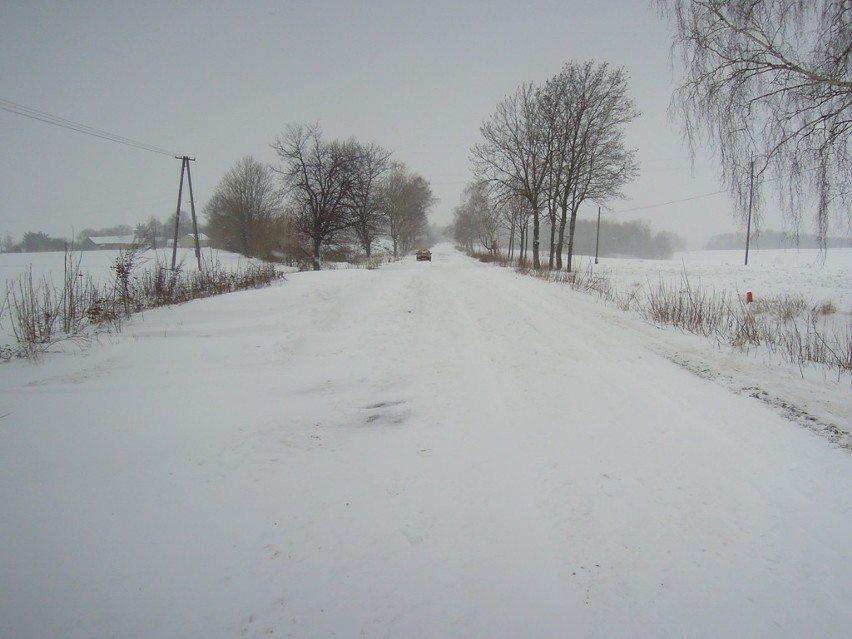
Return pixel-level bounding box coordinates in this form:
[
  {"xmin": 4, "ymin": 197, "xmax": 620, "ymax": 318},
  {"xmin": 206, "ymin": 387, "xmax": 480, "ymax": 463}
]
[
  {"xmin": 472, "ymin": 83, "xmax": 553, "ymax": 269},
  {"xmin": 497, "ymin": 194, "xmax": 532, "ymax": 262},
  {"xmin": 454, "ymin": 182, "xmax": 501, "ymax": 255},
  {"xmin": 657, "ymin": 0, "xmax": 852, "ymax": 244},
  {"xmin": 451, "ymin": 205, "xmax": 477, "ymax": 254},
  {"xmin": 133, "ymin": 216, "xmax": 162, "ymax": 249},
  {"xmin": 204, "ymin": 156, "xmax": 281, "ymax": 258},
  {"xmin": 272, "ymin": 124, "xmax": 358, "ymax": 269},
  {"xmin": 378, "ymin": 164, "xmax": 434, "ymax": 257},
  {"xmin": 540, "ymin": 61, "xmax": 639, "ymax": 271},
  {"xmin": 349, "ymin": 142, "xmax": 393, "ymax": 258}
]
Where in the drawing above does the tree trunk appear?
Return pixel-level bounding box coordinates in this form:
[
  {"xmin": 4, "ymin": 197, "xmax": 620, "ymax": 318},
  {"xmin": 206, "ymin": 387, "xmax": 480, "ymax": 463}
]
[
  {"xmin": 566, "ymin": 208, "xmax": 579, "ymax": 273},
  {"xmin": 555, "ymin": 207, "xmax": 568, "ymax": 270},
  {"xmin": 548, "ymin": 207, "xmax": 557, "ymax": 269},
  {"xmin": 240, "ymin": 221, "xmax": 250, "ymax": 257},
  {"xmin": 532, "ymin": 211, "xmax": 541, "ymax": 269},
  {"xmin": 312, "ymin": 237, "xmax": 322, "ymax": 271}
]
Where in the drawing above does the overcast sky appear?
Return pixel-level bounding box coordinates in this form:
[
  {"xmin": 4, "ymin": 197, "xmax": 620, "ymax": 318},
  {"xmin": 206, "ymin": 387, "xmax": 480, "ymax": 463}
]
[{"xmin": 0, "ymin": 0, "xmax": 788, "ymax": 246}]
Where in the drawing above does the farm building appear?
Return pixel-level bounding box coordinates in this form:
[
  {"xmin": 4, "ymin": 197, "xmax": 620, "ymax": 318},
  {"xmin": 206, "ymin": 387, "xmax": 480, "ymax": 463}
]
[
  {"xmin": 177, "ymin": 233, "xmax": 211, "ymax": 248},
  {"xmin": 82, "ymin": 236, "xmax": 138, "ymax": 250}
]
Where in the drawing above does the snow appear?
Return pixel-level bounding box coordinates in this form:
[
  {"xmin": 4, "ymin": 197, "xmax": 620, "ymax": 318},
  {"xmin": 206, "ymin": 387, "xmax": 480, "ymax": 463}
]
[
  {"xmin": 1, "ymin": 244, "xmax": 851, "ymax": 638},
  {"xmin": 0, "ymin": 247, "xmax": 261, "ymax": 288},
  {"xmin": 582, "ymin": 247, "xmax": 852, "ymax": 319}
]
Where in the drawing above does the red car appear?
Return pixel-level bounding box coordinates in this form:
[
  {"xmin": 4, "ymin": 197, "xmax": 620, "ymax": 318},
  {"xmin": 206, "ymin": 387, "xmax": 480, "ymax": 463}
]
[{"xmin": 416, "ymin": 249, "xmax": 432, "ymax": 262}]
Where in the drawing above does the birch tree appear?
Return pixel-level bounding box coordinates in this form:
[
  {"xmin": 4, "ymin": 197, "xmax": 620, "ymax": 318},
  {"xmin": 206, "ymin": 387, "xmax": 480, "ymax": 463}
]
[
  {"xmin": 657, "ymin": 0, "xmax": 852, "ymax": 244},
  {"xmin": 454, "ymin": 182, "xmax": 501, "ymax": 255},
  {"xmin": 540, "ymin": 62, "xmax": 639, "ymax": 271},
  {"xmin": 378, "ymin": 164, "xmax": 434, "ymax": 257},
  {"xmin": 472, "ymin": 83, "xmax": 552, "ymax": 269}
]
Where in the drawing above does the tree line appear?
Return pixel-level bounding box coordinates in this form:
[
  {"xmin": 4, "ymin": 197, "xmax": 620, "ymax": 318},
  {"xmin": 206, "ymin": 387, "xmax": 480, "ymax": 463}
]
[
  {"xmin": 461, "ymin": 60, "xmax": 640, "ymax": 271},
  {"xmin": 205, "ymin": 124, "xmax": 434, "ymax": 269},
  {"xmin": 3, "ymin": 125, "xmax": 435, "ymax": 266},
  {"xmin": 1, "ymin": 216, "xmax": 199, "ymax": 253},
  {"xmin": 455, "ymin": 0, "xmax": 852, "ymax": 263},
  {"xmin": 451, "ymin": 191, "xmax": 686, "ymax": 261},
  {"xmin": 706, "ymin": 231, "xmax": 852, "ymax": 251}
]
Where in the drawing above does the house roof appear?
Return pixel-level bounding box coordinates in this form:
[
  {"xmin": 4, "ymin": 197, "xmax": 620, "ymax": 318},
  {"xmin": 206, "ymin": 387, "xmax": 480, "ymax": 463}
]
[{"xmin": 86, "ymin": 235, "xmax": 137, "ymax": 246}]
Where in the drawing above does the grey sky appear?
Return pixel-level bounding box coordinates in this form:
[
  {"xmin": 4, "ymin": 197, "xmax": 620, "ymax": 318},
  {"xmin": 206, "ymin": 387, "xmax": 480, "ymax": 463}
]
[{"xmin": 0, "ymin": 0, "xmax": 774, "ymax": 246}]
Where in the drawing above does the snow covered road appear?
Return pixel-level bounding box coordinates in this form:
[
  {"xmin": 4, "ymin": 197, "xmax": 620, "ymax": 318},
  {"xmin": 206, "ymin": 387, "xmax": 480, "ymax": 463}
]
[{"xmin": 2, "ymin": 244, "xmax": 851, "ymax": 638}]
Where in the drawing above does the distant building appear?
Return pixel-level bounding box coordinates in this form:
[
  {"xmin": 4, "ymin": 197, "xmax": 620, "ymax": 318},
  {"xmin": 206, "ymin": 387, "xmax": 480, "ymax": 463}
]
[
  {"xmin": 177, "ymin": 233, "xmax": 211, "ymax": 249},
  {"xmin": 82, "ymin": 235, "xmax": 138, "ymax": 250}
]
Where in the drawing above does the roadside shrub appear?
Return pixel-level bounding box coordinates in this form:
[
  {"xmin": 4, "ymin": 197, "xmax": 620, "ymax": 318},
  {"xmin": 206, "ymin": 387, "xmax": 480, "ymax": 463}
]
[
  {"xmin": 473, "ymin": 251, "xmax": 511, "ymax": 266},
  {"xmin": 642, "ymin": 275, "xmax": 732, "ymax": 337},
  {"xmin": 507, "ymin": 257, "xmax": 851, "ymax": 376},
  {"xmin": 818, "ymin": 300, "xmax": 837, "ymax": 316},
  {"xmin": 2, "ymin": 248, "xmax": 285, "ymax": 358}
]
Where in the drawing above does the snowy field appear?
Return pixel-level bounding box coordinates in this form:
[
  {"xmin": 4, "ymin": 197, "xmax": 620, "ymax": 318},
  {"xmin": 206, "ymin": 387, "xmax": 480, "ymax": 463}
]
[
  {"xmin": 0, "ymin": 246, "xmax": 262, "ymax": 287},
  {"xmin": 1, "ymin": 244, "xmax": 851, "ymax": 638},
  {"xmin": 578, "ymin": 247, "xmax": 852, "ymax": 319}
]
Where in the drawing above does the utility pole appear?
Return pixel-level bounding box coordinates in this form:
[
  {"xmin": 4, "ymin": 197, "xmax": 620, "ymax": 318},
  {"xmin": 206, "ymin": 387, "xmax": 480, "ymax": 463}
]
[
  {"xmin": 745, "ymin": 155, "xmax": 754, "ymax": 266},
  {"xmin": 171, "ymin": 156, "xmax": 202, "ymax": 271},
  {"xmin": 594, "ymin": 205, "xmax": 601, "ymax": 265}
]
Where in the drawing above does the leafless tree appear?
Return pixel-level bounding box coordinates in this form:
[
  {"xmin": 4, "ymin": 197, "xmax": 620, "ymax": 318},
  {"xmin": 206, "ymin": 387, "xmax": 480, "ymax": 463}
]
[
  {"xmin": 272, "ymin": 124, "xmax": 358, "ymax": 269},
  {"xmin": 349, "ymin": 142, "xmax": 393, "ymax": 258},
  {"xmin": 540, "ymin": 61, "xmax": 639, "ymax": 271},
  {"xmin": 472, "ymin": 83, "xmax": 553, "ymax": 269},
  {"xmin": 451, "ymin": 205, "xmax": 476, "ymax": 254},
  {"xmin": 133, "ymin": 216, "xmax": 162, "ymax": 250},
  {"xmin": 657, "ymin": 0, "xmax": 852, "ymax": 244},
  {"xmin": 378, "ymin": 164, "xmax": 434, "ymax": 257},
  {"xmin": 497, "ymin": 194, "xmax": 532, "ymax": 262},
  {"xmin": 204, "ymin": 156, "xmax": 282, "ymax": 258},
  {"xmin": 454, "ymin": 182, "xmax": 501, "ymax": 255}
]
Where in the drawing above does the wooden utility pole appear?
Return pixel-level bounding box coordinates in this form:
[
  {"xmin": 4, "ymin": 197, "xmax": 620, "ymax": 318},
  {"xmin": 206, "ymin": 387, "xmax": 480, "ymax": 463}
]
[
  {"xmin": 745, "ymin": 155, "xmax": 754, "ymax": 266},
  {"xmin": 594, "ymin": 205, "xmax": 602, "ymax": 265},
  {"xmin": 171, "ymin": 155, "xmax": 202, "ymax": 270}
]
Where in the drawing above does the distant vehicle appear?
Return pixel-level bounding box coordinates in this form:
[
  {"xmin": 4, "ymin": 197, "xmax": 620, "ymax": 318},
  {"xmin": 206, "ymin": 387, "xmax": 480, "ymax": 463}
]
[{"xmin": 416, "ymin": 249, "xmax": 432, "ymax": 262}]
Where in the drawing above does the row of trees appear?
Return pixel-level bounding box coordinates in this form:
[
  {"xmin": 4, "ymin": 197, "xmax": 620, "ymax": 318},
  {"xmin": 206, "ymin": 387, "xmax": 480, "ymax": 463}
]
[
  {"xmin": 204, "ymin": 124, "xmax": 434, "ymax": 268},
  {"xmin": 706, "ymin": 231, "xmax": 852, "ymax": 251},
  {"xmin": 2, "ymin": 232, "xmax": 68, "ymax": 253},
  {"xmin": 0, "ymin": 217, "xmax": 202, "ymax": 253},
  {"xmin": 451, "ymin": 183, "xmax": 685, "ymax": 260},
  {"xmin": 458, "ymin": 0, "xmax": 852, "ymax": 263},
  {"xmin": 469, "ymin": 60, "xmax": 640, "ymax": 271}
]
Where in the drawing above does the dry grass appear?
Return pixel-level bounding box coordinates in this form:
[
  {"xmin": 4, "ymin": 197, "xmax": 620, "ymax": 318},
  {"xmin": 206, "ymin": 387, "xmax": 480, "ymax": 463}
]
[
  {"xmin": 2, "ymin": 247, "xmax": 284, "ymax": 359},
  {"xmin": 512, "ymin": 259, "xmax": 851, "ymax": 376}
]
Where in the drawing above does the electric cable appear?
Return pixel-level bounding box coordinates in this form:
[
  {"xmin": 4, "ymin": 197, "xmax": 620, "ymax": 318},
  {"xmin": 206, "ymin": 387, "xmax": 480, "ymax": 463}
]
[{"xmin": 0, "ymin": 97, "xmax": 179, "ymax": 157}]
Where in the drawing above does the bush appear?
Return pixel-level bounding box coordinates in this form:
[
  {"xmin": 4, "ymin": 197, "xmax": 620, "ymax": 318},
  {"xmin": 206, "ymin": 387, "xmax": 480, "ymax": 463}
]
[
  {"xmin": 507, "ymin": 257, "xmax": 851, "ymax": 376},
  {"xmin": 2, "ymin": 248, "xmax": 285, "ymax": 358}
]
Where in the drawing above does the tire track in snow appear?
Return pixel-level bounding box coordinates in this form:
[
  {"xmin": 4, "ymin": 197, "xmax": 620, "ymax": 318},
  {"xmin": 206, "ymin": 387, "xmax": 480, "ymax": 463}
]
[
  {"xmin": 384, "ymin": 248, "xmax": 852, "ymax": 638},
  {"xmin": 395, "ymin": 258, "xmax": 583, "ymax": 634}
]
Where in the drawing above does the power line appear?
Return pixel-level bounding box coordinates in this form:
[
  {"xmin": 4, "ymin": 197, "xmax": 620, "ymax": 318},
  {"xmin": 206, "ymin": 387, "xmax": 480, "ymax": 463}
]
[
  {"xmin": 0, "ymin": 97, "xmax": 179, "ymax": 157},
  {"xmin": 607, "ymin": 165, "xmax": 818, "ymax": 216},
  {"xmin": 609, "ymin": 188, "xmax": 730, "ymax": 214}
]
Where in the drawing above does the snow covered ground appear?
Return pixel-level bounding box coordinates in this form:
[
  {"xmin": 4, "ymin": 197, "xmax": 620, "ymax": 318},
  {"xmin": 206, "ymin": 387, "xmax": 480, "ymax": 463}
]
[
  {"xmin": 578, "ymin": 247, "xmax": 852, "ymax": 321},
  {"xmin": 1, "ymin": 244, "xmax": 850, "ymax": 638},
  {"xmin": 0, "ymin": 246, "xmax": 263, "ymax": 288}
]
